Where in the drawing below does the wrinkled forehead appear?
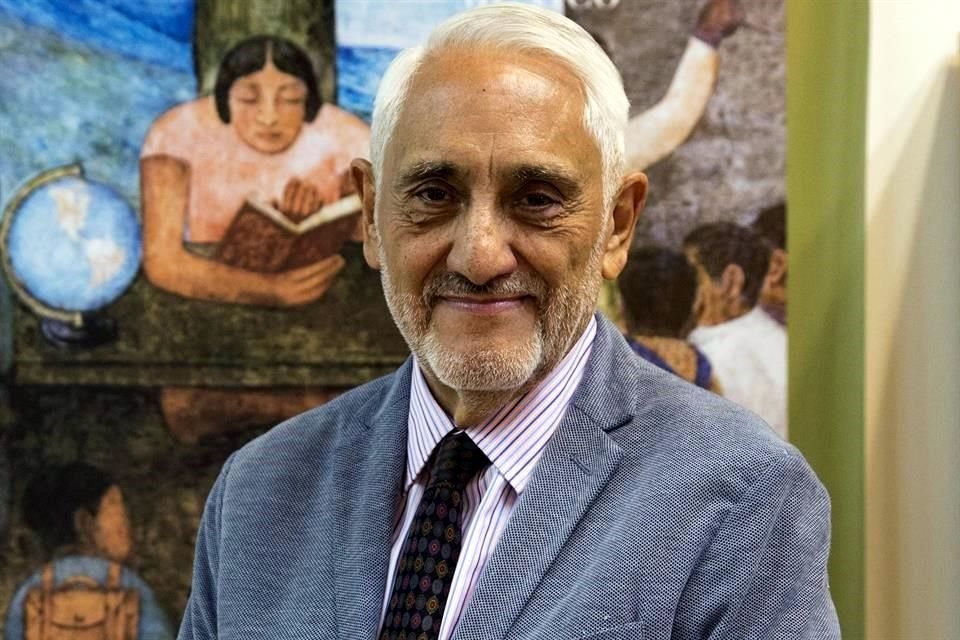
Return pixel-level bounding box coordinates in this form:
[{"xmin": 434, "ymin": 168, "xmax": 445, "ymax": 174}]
[
  {"xmin": 413, "ymin": 44, "xmax": 585, "ymax": 99},
  {"xmin": 384, "ymin": 46, "xmax": 597, "ymax": 181}
]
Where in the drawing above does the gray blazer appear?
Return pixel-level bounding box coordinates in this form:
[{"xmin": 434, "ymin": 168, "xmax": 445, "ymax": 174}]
[{"xmin": 179, "ymin": 315, "xmax": 839, "ymax": 639}]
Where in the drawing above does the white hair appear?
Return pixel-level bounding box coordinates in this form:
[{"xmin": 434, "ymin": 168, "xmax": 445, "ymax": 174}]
[{"xmin": 369, "ymin": 2, "xmax": 630, "ymax": 206}]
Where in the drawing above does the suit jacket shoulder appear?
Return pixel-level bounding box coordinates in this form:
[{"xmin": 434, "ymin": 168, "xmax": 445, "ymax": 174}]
[
  {"xmin": 178, "ymin": 363, "xmax": 414, "ymax": 639},
  {"xmin": 579, "ymin": 312, "xmax": 794, "ymax": 479},
  {"xmin": 228, "ymin": 364, "xmax": 406, "ymax": 479},
  {"xmin": 451, "ymin": 316, "xmax": 838, "ymax": 640}
]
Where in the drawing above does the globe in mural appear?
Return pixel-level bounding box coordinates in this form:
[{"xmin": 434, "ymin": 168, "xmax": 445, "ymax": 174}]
[{"xmin": 1, "ymin": 164, "xmax": 141, "ymax": 346}]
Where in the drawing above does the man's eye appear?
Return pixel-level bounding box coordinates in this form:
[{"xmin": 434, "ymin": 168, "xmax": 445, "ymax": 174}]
[
  {"xmin": 416, "ymin": 187, "xmax": 451, "ymax": 203},
  {"xmin": 520, "ymin": 193, "xmax": 557, "ymax": 208}
]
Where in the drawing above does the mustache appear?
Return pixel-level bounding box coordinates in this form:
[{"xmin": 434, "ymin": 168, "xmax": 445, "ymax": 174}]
[{"xmin": 423, "ymin": 271, "xmax": 547, "ymax": 305}]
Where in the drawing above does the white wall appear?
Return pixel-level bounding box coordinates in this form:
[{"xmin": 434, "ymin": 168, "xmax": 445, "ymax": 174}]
[{"xmin": 866, "ymin": 2, "xmax": 960, "ymax": 638}]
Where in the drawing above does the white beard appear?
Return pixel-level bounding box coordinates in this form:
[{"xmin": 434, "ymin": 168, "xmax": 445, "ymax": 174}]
[{"xmin": 377, "ymin": 230, "xmax": 605, "ymax": 393}]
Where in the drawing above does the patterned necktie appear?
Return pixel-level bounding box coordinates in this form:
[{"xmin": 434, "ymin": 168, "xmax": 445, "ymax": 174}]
[{"xmin": 381, "ymin": 430, "xmax": 490, "ymax": 640}]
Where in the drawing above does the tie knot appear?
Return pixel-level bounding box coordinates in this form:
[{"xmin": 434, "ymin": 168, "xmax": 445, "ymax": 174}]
[{"xmin": 427, "ymin": 430, "xmax": 489, "ymax": 490}]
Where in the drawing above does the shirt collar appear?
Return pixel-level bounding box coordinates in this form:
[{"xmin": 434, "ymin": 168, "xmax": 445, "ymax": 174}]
[{"xmin": 406, "ymin": 316, "xmax": 597, "ymax": 495}]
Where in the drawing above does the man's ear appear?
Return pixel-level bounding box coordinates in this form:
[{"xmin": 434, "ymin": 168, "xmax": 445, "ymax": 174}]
[
  {"xmin": 350, "ymin": 158, "xmax": 380, "ymax": 270},
  {"xmin": 720, "ymin": 263, "xmax": 745, "ymax": 300},
  {"xmin": 601, "ymin": 172, "xmax": 648, "ymax": 280}
]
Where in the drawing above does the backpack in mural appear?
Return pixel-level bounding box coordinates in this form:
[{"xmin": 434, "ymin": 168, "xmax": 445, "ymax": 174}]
[{"xmin": 22, "ymin": 562, "xmax": 139, "ymax": 640}]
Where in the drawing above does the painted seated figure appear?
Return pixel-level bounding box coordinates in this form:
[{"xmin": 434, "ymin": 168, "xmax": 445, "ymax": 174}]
[
  {"xmin": 139, "ymin": 36, "xmax": 369, "ymax": 443},
  {"xmin": 617, "ymin": 246, "xmax": 721, "ymax": 392},
  {"xmin": 684, "ymin": 222, "xmax": 787, "ymax": 438},
  {"xmin": 140, "ymin": 34, "xmax": 369, "ymax": 306}
]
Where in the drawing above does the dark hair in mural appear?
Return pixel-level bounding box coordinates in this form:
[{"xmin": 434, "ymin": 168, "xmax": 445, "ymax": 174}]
[
  {"xmin": 752, "ymin": 203, "xmax": 786, "ymax": 250},
  {"xmin": 684, "ymin": 222, "xmax": 770, "ymax": 308},
  {"xmin": 214, "ymin": 36, "xmax": 321, "ymax": 124},
  {"xmin": 618, "ymin": 247, "xmax": 698, "ymax": 338},
  {"xmin": 21, "ymin": 462, "xmax": 115, "ymax": 554}
]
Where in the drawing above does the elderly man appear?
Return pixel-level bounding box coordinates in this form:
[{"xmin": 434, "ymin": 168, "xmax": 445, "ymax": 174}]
[{"xmin": 179, "ymin": 5, "xmax": 838, "ymax": 640}]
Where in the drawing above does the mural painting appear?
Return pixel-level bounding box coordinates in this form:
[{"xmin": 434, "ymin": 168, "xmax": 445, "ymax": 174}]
[
  {"xmin": 0, "ymin": 0, "xmax": 786, "ymax": 634},
  {"xmin": 570, "ymin": 0, "xmax": 788, "ymax": 437},
  {"xmin": 5, "ymin": 463, "xmax": 173, "ymax": 639}
]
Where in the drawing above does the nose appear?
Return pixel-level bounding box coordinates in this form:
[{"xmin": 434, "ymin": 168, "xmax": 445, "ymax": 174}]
[
  {"xmin": 446, "ymin": 198, "xmax": 518, "ymax": 285},
  {"xmin": 256, "ymin": 100, "xmax": 279, "ymax": 126}
]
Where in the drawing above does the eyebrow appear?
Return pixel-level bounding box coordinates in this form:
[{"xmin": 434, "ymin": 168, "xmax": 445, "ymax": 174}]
[
  {"xmin": 233, "ymin": 81, "xmax": 304, "ymax": 93},
  {"xmin": 394, "ymin": 160, "xmax": 585, "ymax": 198},
  {"xmin": 396, "ymin": 160, "xmax": 463, "ymax": 187},
  {"xmin": 508, "ymin": 164, "xmax": 583, "ymax": 198}
]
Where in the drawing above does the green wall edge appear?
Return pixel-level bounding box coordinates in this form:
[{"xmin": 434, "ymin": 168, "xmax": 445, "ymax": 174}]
[{"xmin": 787, "ymin": 1, "xmax": 867, "ymax": 637}]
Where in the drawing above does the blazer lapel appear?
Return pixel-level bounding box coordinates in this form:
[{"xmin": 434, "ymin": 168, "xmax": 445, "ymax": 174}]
[
  {"xmin": 452, "ymin": 316, "xmax": 637, "ymax": 640},
  {"xmin": 335, "ymin": 361, "xmax": 412, "ymax": 640}
]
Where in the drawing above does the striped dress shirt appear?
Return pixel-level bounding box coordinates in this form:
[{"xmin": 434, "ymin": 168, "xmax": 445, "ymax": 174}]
[{"xmin": 380, "ymin": 317, "xmax": 597, "ymax": 640}]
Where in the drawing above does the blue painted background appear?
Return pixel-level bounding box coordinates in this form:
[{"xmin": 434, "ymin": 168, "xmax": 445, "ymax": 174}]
[
  {"xmin": 335, "ymin": 0, "xmax": 564, "ymax": 123},
  {"xmin": 0, "ymin": 0, "xmax": 196, "ymax": 210}
]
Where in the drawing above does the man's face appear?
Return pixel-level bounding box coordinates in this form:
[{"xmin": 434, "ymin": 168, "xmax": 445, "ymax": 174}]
[
  {"xmin": 228, "ymin": 59, "xmax": 307, "ymax": 154},
  {"xmin": 363, "ymin": 48, "xmax": 622, "ymax": 393}
]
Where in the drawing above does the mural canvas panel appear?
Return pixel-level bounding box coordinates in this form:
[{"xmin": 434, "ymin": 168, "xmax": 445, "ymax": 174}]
[{"xmin": 0, "ymin": 0, "xmax": 786, "ymax": 634}]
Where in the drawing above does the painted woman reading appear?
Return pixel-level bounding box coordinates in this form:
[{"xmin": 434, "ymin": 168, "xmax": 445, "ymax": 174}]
[
  {"xmin": 140, "ymin": 35, "xmax": 369, "ymax": 306},
  {"xmin": 139, "ymin": 36, "xmax": 369, "ymax": 442}
]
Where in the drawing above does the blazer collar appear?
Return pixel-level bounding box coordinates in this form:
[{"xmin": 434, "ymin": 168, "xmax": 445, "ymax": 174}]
[
  {"xmin": 570, "ymin": 313, "xmax": 640, "ymax": 433},
  {"xmin": 363, "ymin": 357, "xmax": 414, "ymax": 431},
  {"xmin": 337, "ymin": 360, "xmax": 413, "ymax": 640},
  {"xmin": 452, "ymin": 314, "xmax": 638, "ymax": 640}
]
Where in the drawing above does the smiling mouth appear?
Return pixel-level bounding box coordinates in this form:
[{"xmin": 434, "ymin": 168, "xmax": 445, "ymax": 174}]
[{"xmin": 437, "ymin": 295, "xmax": 533, "ymax": 316}]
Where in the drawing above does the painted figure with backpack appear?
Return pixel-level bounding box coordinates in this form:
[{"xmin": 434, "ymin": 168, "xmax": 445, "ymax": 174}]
[{"xmin": 4, "ymin": 463, "xmax": 173, "ymax": 640}]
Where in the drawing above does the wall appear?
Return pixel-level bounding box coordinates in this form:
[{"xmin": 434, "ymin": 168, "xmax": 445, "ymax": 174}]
[
  {"xmin": 580, "ymin": 0, "xmax": 786, "ymax": 248},
  {"xmin": 865, "ymin": 2, "xmax": 960, "ymax": 638},
  {"xmin": 787, "ymin": 1, "xmax": 867, "ymax": 635}
]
